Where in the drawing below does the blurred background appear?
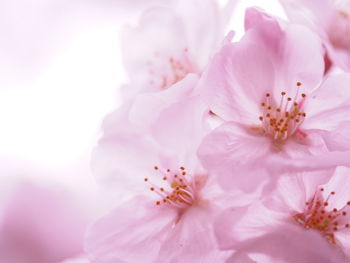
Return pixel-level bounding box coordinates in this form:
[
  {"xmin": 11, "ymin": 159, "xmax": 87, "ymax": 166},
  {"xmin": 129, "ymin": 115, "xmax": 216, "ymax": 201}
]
[{"xmin": 0, "ymin": 0, "xmax": 285, "ymax": 262}]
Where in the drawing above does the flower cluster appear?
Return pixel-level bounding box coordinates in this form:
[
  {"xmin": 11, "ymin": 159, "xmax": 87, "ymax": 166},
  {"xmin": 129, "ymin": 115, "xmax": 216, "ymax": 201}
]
[{"xmin": 85, "ymin": 0, "xmax": 350, "ymax": 262}]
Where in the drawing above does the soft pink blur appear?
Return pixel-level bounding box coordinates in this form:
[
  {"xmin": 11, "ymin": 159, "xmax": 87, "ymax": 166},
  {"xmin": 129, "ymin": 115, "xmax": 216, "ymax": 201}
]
[{"xmin": 0, "ymin": 183, "xmax": 88, "ymax": 263}]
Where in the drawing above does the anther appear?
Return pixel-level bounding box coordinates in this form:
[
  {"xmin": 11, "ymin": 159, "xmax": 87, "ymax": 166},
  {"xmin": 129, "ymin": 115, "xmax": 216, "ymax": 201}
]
[{"xmin": 296, "ymin": 82, "xmax": 302, "ymax": 86}]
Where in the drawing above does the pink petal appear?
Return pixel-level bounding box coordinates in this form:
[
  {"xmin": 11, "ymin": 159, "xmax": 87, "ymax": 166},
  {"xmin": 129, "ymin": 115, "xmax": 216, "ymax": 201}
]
[
  {"xmin": 279, "ymin": 0, "xmax": 334, "ymax": 35},
  {"xmin": 245, "ymin": 8, "xmax": 324, "ymax": 95},
  {"xmin": 335, "ymin": 231, "xmax": 350, "ymax": 259},
  {"xmin": 158, "ymin": 205, "xmax": 230, "ymax": 262},
  {"xmin": 214, "ymin": 203, "xmax": 282, "ymax": 250},
  {"xmin": 279, "ymin": 0, "xmax": 350, "ymax": 72},
  {"xmin": 265, "ymin": 129, "xmax": 350, "ymax": 174},
  {"xmin": 175, "ymin": 0, "xmax": 230, "ymax": 69},
  {"xmin": 85, "ymin": 196, "xmax": 177, "ymax": 263},
  {"xmin": 128, "ymin": 74, "xmax": 198, "ymax": 127},
  {"xmin": 320, "ymin": 166, "xmax": 350, "ymax": 208},
  {"xmin": 91, "ymin": 132, "xmax": 160, "ymax": 192},
  {"xmin": 226, "ymin": 252, "xmax": 256, "ymax": 263},
  {"xmin": 198, "ymin": 122, "xmax": 272, "ymax": 192},
  {"xmin": 268, "ymin": 150, "xmax": 350, "ymax": 174},
  {"xmin": 280, "ymin": 24, "xmax": 324, "ymax": 93},
  {"xmin": 93, "ymin": 75, "xmax": 209, "ymax": 190},
  {"xmin": 264, "ymin": 169, "xmax": 335, "ymax": 214},
  {"xmin": 326, "ymin": 42, "xmax": 350, "ymax": 72},
  {"xmin": 233, "ymin": 224, "xmax": 345, "ymax": 263},
  {"xmin": 303, "ymin": 74, "xmax": 350, "ymax": 131},
  {"xmin": 199, "ymin": 32, "xmax": 276, "ymax": 125},
  {"xmin": 319, "ymin": 121, "xmax": 350, "ymax": 151},
  {"xmin": 245, "ymin": 7, "xmax": 279, "ymax": 32},
  {"xmin": 150, "ymin": 94, "xmax": 209, "ymax": 166}
]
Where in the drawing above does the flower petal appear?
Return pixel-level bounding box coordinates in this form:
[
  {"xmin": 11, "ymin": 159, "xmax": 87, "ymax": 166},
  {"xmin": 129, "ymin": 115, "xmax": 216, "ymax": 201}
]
[
  {"xmin": 303, "ymin": 74, "xmax": 350, "ymax": 131},
  {"xmin": 158, "ymin": 205, "xmax": 230, "ymax": 262},
  {"xmin": 234, "ymin": 224, "xmax": 345, "ymax": 263},
  {"xmin": 91, "ymin": 132, "xmax": 160, "ymax": 192},
  {"xmin": 198, "ymin": 122, "xmax": 272, "ymax": 192},
  {"xmin": 214, "ymin": 203, "xmax": 282, "ymax": 250},
  {"xmin": 85, "ymin": 196, "xmax": 177, "ymax": 263},
  {"xmin": 279, "ymin": 0, "xmax": 335, "ymax": 33},
  {"xmin": 199, "ymin": 32, "xmax": 276, "ymax": 124},
  {"xmin": 245, "ymin": 8, "xmax": 324, "ymax": 95},
  {"xmin": 128, "ymin": 74, "xmax": 198, "ymax": 127}
]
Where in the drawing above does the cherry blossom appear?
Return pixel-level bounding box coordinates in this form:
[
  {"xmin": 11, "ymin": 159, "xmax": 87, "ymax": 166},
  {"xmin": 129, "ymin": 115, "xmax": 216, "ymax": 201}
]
[
  {"xmin": 198, "ymin": 8, "xmax": 350, "ymax": 192},
  {"xmin": 86, "ymin": 76, "xmax": 242, "ymax": 262},
  {"xmin": 121, "ymin": 0, "xmax": 237, "ymax": 97},
  {"xmin": 214, "ymin": 167, "xmax": 350, "ymax": 263}
]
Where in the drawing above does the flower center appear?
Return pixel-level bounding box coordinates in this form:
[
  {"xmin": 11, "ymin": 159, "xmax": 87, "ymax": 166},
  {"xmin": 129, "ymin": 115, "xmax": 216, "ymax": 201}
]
[
  {"xmin": 258, "ymin": 82, "xmax": 307, "ymax": 143},
  {"xmin": 293, "ymin": 187, "xmax": 350, "ymax": 245},
  {"xmin": 148, "ymin": 48, "xmax": 197, "ymax": 90},
  {"xmin": 144, "ymin": 165, "xmax": 198, "ymax": 209}
]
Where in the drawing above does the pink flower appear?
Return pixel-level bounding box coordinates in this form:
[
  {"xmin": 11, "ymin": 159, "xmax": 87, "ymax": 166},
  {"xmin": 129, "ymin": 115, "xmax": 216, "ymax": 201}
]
[
  {"xmin": 279, "ymin": 0, "xmax": 350, "ymax": 72},
  {"xmin": 121, "ymin": 0, "xmax": 237, "ymax": 97},
  {"xmin": 198, "ymin": 8, "xmax": 350, "ymax": 192},
  {"xmin": 87, "ymin": 77, "xmax": 237, "ymax": 262},
  {"xmin": 0, "ymin": 183, "xmax": 88, "ymax": 263},
  {"xmin": 214, "ymin": 167, "xmax": 350, "ymax": 263}
]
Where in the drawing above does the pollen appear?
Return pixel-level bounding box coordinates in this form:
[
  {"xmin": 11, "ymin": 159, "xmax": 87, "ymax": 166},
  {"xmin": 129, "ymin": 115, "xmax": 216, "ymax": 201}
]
[
  {"xmin": 258, "ymin": 82, "xmax": 307, "ymax": 143},
  {"xmin": 144, "ymin": 165, "xmax": 199, "ymax": 209},
  {"xmin": 294, "ymin": 187, "xmax": 350, "ymax": 245}
]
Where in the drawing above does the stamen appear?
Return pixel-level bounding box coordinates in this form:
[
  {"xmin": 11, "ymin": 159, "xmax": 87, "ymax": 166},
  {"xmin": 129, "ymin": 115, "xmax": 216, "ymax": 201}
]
[
  {"xmin": 144, "ymin": 165, "xmax": 199, "ymax": 209},
  {"xmin": 294, "ymin": 187, "xmax": 350, "ymax": 245},
  {"xmin": 257, "ymin": 82, "xmax": 307, "ymax": 143}
]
